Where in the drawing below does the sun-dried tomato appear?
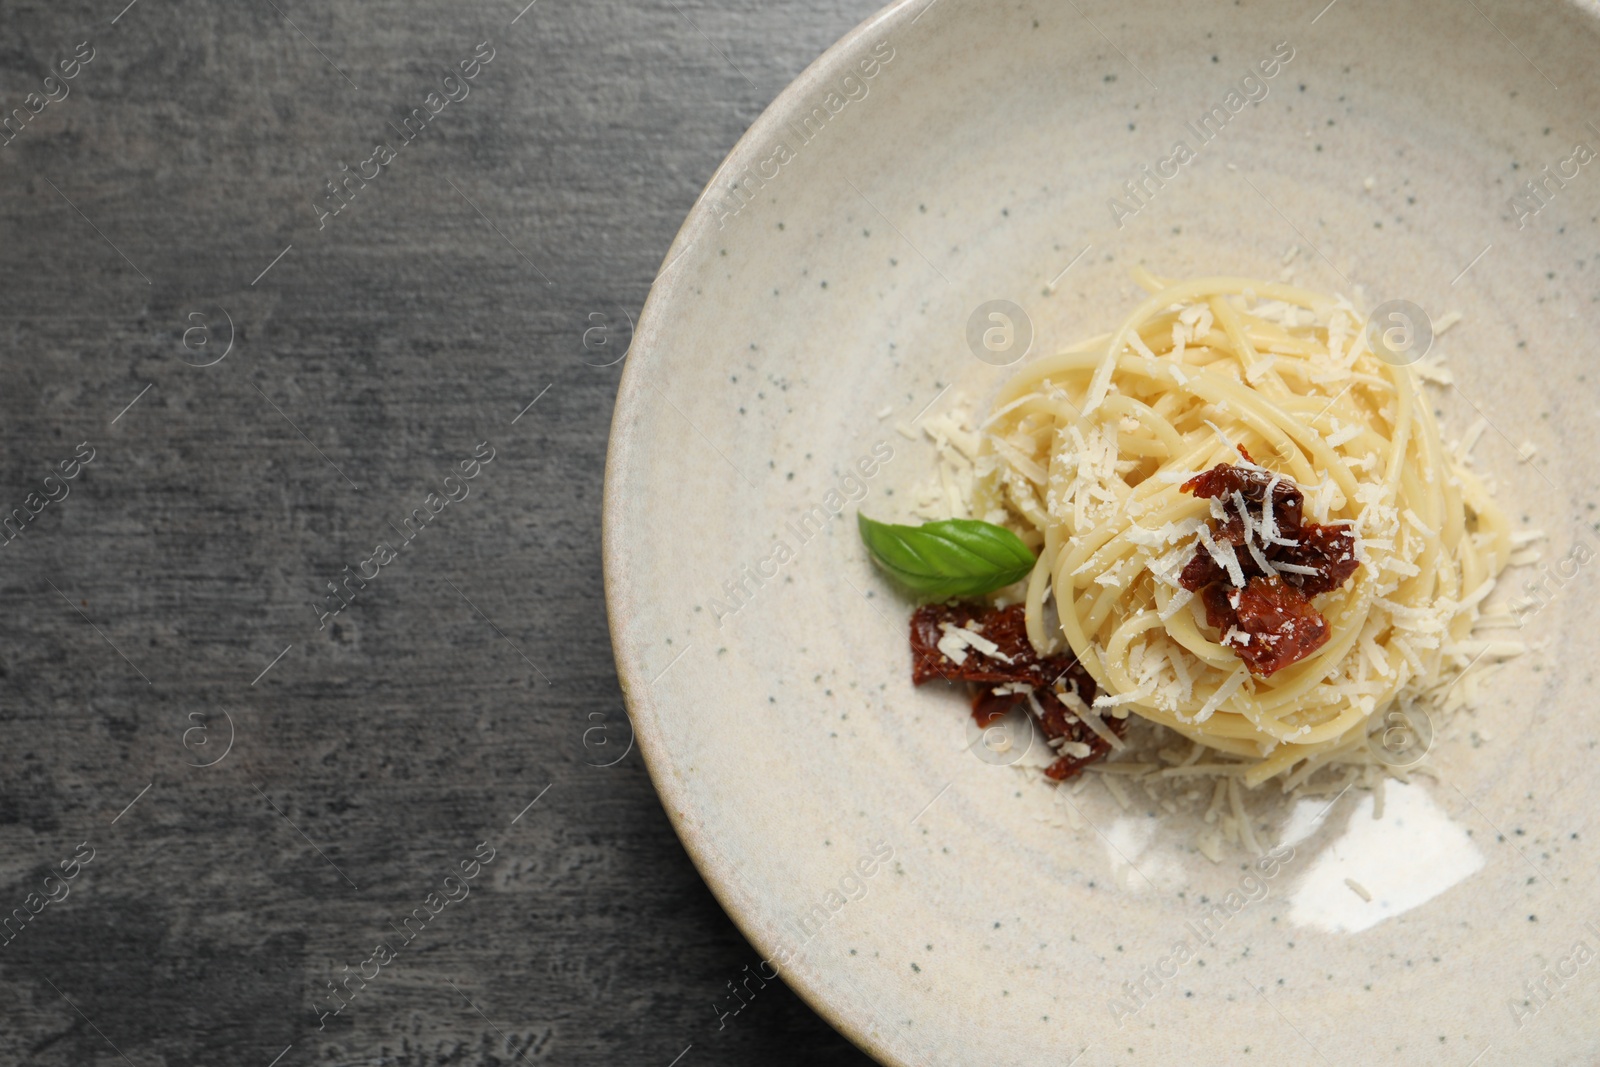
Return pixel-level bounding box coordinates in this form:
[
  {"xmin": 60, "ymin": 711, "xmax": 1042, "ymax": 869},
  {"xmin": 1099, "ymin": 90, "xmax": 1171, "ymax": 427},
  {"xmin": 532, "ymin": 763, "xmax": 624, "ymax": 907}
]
[
  {"xmin": 1180, "ymin": 547, "xmax": 1228, "ymax": 592},
  {"xmin": 910, "ymin": 602, "xmax": 1081, "ymax": 690},
  {"xmin": 910, "ymin": 602, "xmax": 1115, "ymax": 780},
  {"xmin": 1200, "ymin": 582, "xmax": 1238, "ymax": 632},
  {"xmin": 1035, "ymin": 688, "xmax": 1130, "ymax": 781},
  {"xmin": 1275, "ymin": 522, "xmax": 1359, "ymax": 598},
  {"xmin": 970, "ymin": 688, "xmax": 1023, "ymax": 728},
  {"xmin": 1180, "ymin": 461, "xmax": 1305, "ymax": 532},
  {"xmin": 1178, "ymin": 460, "xmax": 1359, "ymax": 676},
  {"xmin": 1224, "ymin": 575, "xmax": 1331, "ymax": 675}
]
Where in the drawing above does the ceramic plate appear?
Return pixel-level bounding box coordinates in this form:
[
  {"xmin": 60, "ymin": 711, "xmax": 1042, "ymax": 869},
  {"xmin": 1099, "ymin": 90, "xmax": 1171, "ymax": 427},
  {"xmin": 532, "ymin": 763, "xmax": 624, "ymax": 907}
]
[{"xmin": 604, "ymin": 1, "xmax": 1600, "ymax": 1062}]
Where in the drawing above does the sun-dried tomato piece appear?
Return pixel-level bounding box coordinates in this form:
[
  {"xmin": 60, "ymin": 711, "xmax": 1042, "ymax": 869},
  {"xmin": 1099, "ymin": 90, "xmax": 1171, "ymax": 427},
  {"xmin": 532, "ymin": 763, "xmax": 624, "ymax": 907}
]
[
  {"xmin": 1223, "ymin": 575, "xmax": 1330, "ymax": 676},
  {"xmin": 1045, "ymin": 744, "xmax": 1116, "ymax": 782},
  {"xmin": 911, "ymin": 602, "xmax": 1111, "ymax": 778},
  {"xmin": 1180, "ymin": 461, "xmax": 1305, "ymax": 532},
  {"xmin": 1180, "ymin": 546, "xmax": 1230, "ymax": 591},
  {"xmin": 910, "ymin": 603, "xmax": 957, "ymax": 685},
  {"xmin": 1200, "ymin": 582, "xmax": 1237, "ymax": 631},
  {"xmin": 965, "ymin": 684, "xmax": 1122, "ymax": 781},
  {"xmin": 1194, "ymin": 561, "xmax": 1338, "ymax": 677},
  {"xmin": 910, "ymin": 603, "xmax": 1002, "ymax": 684},
  {"xmin": 1180, "ymin": 514, "xmax": 1356, "ymax": 601},
  {"xmin": 970, "ymin": 688, "xmax": 1024, "ymax": 728},
  {"xmin": 1276, "ymin": 523, "xmax": 1359, "ymax": 597},
  {"xmin": 1213, "ymin": 508, "xmax": 1249, "ymax": 547},
  {"xmin": 1179, "ymin": 465, "xmax": 1236, "ymax": 500},
  {"xmin": 910, "ymin": 602, "xmax": 1076, "ymax": 688},
  {"xmin": 1050, "ymin": 657, "xmax": 1099, "ymax": 711},
  {"xmin": 1040, "ymin": 689, "xmax": 1129, "ymax": 782},
  {"xmin": 1181, "ymin": 533, "xmax": 1276, "ymax": 591},
  {"xmin": 1022, "ymin": 665, "xmax": 1097, "ymax": 731},
  {"xmin": 1176, "ymin": 460, "xmax": 1359, "ymax": 676}
]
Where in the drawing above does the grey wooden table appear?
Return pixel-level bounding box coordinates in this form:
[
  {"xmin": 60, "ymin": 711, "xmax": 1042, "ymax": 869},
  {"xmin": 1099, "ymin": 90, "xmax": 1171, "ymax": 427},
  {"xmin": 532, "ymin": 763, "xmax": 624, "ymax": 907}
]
[{"xmin": 0, "ymin": 1, "xmax": 882, "ymax": 1063}]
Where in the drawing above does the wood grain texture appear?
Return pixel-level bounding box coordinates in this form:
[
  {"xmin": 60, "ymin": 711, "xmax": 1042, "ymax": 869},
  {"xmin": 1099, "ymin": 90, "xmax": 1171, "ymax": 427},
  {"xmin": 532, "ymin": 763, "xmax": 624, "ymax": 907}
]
[{"xmin": 0, "ymin": 1, "xmax": 883, "ymax": 1063}]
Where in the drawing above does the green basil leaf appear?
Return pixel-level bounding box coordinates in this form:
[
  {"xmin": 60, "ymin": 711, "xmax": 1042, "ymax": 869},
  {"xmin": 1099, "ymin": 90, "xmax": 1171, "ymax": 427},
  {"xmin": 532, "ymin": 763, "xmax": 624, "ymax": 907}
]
[{"xmin": 857, "ymin": 513, "xmax": 1036, "ymax": 599}]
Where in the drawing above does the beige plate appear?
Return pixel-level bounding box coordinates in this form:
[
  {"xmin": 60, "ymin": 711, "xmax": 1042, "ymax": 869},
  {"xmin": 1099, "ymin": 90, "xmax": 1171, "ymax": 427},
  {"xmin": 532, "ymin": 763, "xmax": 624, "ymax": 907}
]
[{"xmin": 604, "ymin": 1, "xmax": 1600, "ymax": 1062}]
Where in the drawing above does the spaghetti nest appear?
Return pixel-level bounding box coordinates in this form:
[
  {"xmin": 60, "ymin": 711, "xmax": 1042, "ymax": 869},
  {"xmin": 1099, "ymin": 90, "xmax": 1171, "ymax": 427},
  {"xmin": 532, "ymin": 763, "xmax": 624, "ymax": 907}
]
[{"xmin": 972, "ymin": 271, "xmax": 1511, "ymax": 786}]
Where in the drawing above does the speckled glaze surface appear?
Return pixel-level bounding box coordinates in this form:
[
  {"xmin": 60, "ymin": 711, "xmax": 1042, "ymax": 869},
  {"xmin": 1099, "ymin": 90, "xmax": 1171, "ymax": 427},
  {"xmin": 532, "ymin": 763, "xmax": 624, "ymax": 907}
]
[{"xmin": 603, "ymin": 1, "xmax": 1600, "ymax": 1063}]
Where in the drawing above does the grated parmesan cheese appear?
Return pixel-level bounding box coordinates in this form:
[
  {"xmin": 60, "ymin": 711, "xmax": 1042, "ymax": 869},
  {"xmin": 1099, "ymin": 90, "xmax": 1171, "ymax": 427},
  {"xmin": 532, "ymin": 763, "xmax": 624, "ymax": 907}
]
[
  {"xmin": 1195, "ymin": 667, "xmax": 1248, "ymax": 724},
  {"xmin": 1101, "ymin": 774, "xmax": 1132, "ymax": 810},
  {"xmin": 1198, "ymin": 524, "xmax": 1246, "ymax": 587},
  {"xmin": 936, "ymin": 621, "xmax": 1015, "ymax": 666}
]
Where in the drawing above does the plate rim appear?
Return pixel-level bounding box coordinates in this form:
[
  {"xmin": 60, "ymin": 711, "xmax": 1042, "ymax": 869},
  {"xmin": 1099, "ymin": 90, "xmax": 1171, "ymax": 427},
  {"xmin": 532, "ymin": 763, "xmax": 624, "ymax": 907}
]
[
  {"xmin": 601, "ymin": 0, "xmax": 1600, "ymax": 1060},
  {"xmin": 602, "ymin": 1, "xmax": 919, "ymax": 1063}
]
